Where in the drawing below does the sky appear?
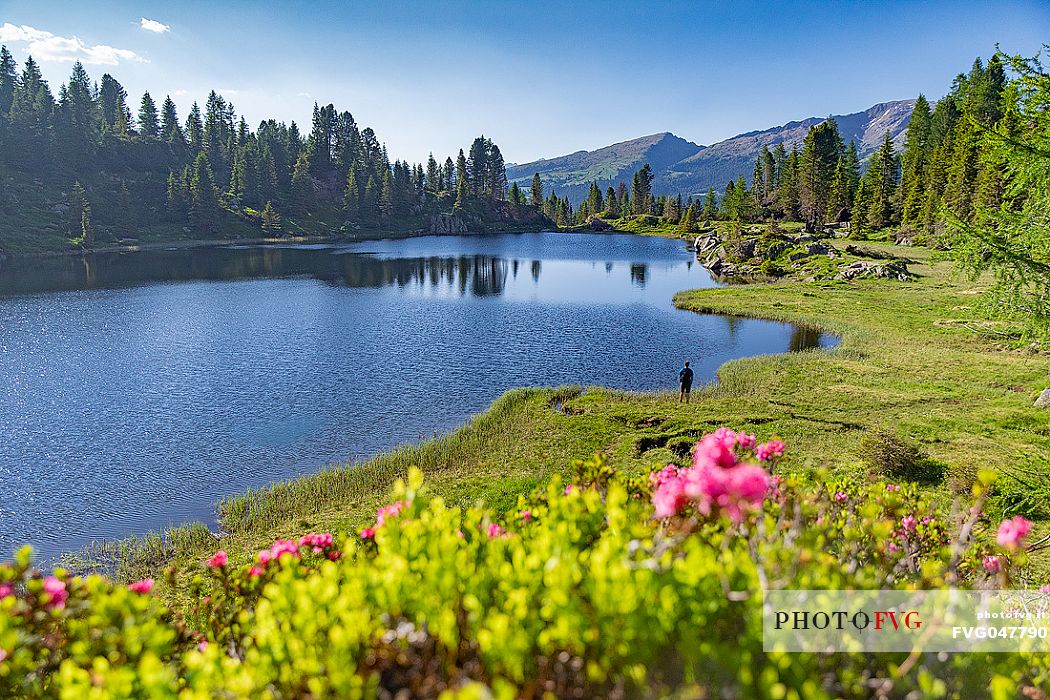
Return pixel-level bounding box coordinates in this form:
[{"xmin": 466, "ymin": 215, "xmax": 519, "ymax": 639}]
[{"xmin": 0, "ymin": 1, "xmax": 1047, "ymax": 165}]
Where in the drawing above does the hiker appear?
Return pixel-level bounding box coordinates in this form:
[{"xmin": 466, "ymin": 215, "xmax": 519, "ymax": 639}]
[{"xmin": 678, "ymin": 361, "xmax": 694, "ymax": 403}]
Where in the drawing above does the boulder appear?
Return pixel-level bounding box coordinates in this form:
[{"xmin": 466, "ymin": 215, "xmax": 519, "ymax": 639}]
[
  {"xmin": 1036, "ymin": 389, "xmax": 1050, "ymax": 409},
  {"xmin": 836, "ymin": 259, "xmax": 913, "ymax": 282},
  {"xmin": 583, "ymin": 215, "xmax": 613, "ymax": 232}
]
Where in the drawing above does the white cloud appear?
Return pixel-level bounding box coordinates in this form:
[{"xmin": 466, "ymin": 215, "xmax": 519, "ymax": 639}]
[
  {"xmin": 0, "ymin": 23, "xmax": 146, "ymax": 66},
  {"xmin": 140, "ymin": 18, "xmax": 170, "ymax": 34},
  {"xmin": 172, "ymin": 89, "xmax": 189, "ymax": 96}
]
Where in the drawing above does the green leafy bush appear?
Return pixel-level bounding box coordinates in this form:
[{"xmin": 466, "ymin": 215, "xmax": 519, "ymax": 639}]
[{"xmin": 1, "ymin": 430, "xmax": 1047, "ymax": 698}]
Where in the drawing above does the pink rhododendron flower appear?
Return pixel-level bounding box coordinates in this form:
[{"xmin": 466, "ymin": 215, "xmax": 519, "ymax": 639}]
[
  {"xmin": 0, "ymin": 584, "xmax": 12, "ymax": 599},
  {"xmin": 257, "ymin": 549, "xmax": 273, "ymax": 565},
  {"xmin": 42, "ymin": 576, "xmax": 67, "ymax": 609},
  {"xmin": 833, "ymin": 491, "xmax": 848, "ymax": 503},
  {"xmin": 359, "ymin": 528, "xmax": 376, "ymax": 539},
  {"xmin": 269, "ymin": 538, "xmax": 300, "ymax": 560},
  {"xmin": 887, "ymin": 542, "xmax": 899, "ymax": 553},
  {"xmin": 983, "ymin": 555, "xmax": 1001, "ymax": 573},
  {"xmin": 650, "ymin": 465, "xmax": 680, "ymax": 487},
  {"xmin": 653, "ymin": 475, "xmax": 687, "ymax": 518},
  {"xmin": 564, "ymin": 484, "xmax": 577, "ymax": 495},
  {"xmin": 0, "ymin": 648, "xmax": 6, "ymax": 662},
  {"xmin": 327, "ymin": 551, "xmax": 341, "ymax": 561},
  {"xmin": 755, "ymin": 439, "xmax": 785, "ymax": 461},
  {"xmin": 886, "ymin": 484, "xmax": 901, "ymax": 492},
  {"xmin": 299, "ymin": 532, "xmax": 334, "ymax": 553},
  {"xmin": 249, "ymin": 566, "xmax": 264, "ymax": 577},
  {"xmin": 486, "ymin": 523, "xmax": 506, "ymax": 538},
  {"xmin": 127, "ymin": 579, "xmax": 154, "ymax": 593},
  {"xmin": 1040, "ymin": 585, "xmax": 1050, "ymax": 594},
  {"xmin": 901, "ymin": 515, "xmax": 918, "ymax": 532},
  {"xmin": 206, "ymin": 551, "xmax": 228, "ymax": 568},
  {"xmin": 921, "ymin": 516, "xmax": 932, "ymax": 525},
  {"xmin": 198, "ymin": 641, "xmax": 208, "ymax": 652},
  {"xmin": 694, "ymin": 431, "xmax": 738, "ymax": 470},
  {"xmin": 997, "ymin": 516, "xmax": 1033, "ymax": 551},
  {"xmin": 520, "ymin": 510, "xmax": 532, "ymax": 522},
  {"xmin": 376, "ymin": 500, "xmax": 407, "ymax": 526}
]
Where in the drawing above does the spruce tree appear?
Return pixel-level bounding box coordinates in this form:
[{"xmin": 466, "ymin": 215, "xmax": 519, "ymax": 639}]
[
  {"xmin": 703, "ymin": 187, "xmax": 717, "ymax": 220},
  {"xmin": 160, "ymin": 96, "xmax": 183, "ymax": 143},
  {"xmin": 798, "ymin": 119, "xmax": 843, "ymax": 231},
  {"xmin": 138, "ymin": 92, "xmax": 160, "ymax": 139},
  {"xmin": 186, "ymin": 102, "xmax": 203, "ymax": 150},
  {"xmin": 261, "ymin": 201, "xmax": 281, "ymax": 234},
  {"xmin": 530, "ymin": 173, "xmax": 543, "ymax": 206}
]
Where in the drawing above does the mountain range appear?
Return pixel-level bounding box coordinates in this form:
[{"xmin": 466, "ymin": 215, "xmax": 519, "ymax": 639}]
[{"xmin": 506, "ymin": 99, "xmax": 916, "ymax": 204}]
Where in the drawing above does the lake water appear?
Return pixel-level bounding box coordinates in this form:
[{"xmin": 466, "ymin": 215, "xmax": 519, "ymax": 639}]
[{"xmin": 0, "ymin": 232, "xmax": 835, "ymax": 560}]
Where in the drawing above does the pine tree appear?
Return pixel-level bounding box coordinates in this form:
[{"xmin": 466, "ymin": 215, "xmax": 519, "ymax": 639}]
[
  {"xmin": 509, "ymin": 181, "xmax": 523, "ymax": 206},
  {"xmin": 186, "ymin": 102, "xmax": 203, "ymax": 150},
  {"xmin": 0, "ymin": 45, "xmax": 16, "ymax": 125},
  {"xmin": 703, "ymin": 187, "xmax": 717, "ymax": 220},
  {"xmin": 138, "ymin": 92, "xmax": 159, "ymax": 139},
  {"xmin": 678, "ymin": 204, "xmax": 698, "ymax": 234},
  {"xmin": 69, "ymin": 181, "xmax": 92, "ymax": 245},
  {"xmin": 530, "ymin": 173, "xmax": 543, "ymax": 206},
  {"xmin": 862, "ymin": 131, "xmax": 900, "ymax": 230},
  {"xmin": 587, "ymin": 181, "xmax": 603, "ymax": 216},
  {"xmin": 798, "ymin": 119, "xmax": 843, "ymax": 231},
  {"xmin": 605, "ymin": 186, "xmax": 619, "ymax": 217},
  {"xmin": 426, "ymin": 153, "xmax": 439, "ymax": 192},
  {"xmin": 160, "ymin": 96, "xmax": 183, "ymax": 143},
  {"xmin": 189, "ymin": 151, "xmax": 218, "ymax": 221},
  {"xmin": 344, "ymin": 167, "xmax": 361, "ymax": 218},
  {"xmin": 290, "ymin": 152, "xmax": 313, "ymax": 212},
  {"xmin": 261, "ymin": 201, "xmax": 281, "ymax": 235},
  {"xmin": 899, "ymin": 94, "xmax": 932, "ymax": 229},
  {"xmin": 631, "ymin": 164, "xmax": 653, "ymax": 215},
  {"xmin": 9, "ymin": 56, "xmax": 54, "ymax": 157}
]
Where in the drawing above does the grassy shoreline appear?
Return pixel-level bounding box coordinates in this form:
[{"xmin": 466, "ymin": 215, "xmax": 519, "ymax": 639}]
[{"xmin": 66, "ymin": 241, "xmax": 1050, "ymax": 597}]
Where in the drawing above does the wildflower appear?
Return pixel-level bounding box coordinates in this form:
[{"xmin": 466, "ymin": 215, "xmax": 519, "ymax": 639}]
[
  {"xmin": 0, "ymin": 584, "xmax": 12, "ymax": 599},
  {"xmin": 996, "ymin": 516, "xmax": 1033, "ymax": 551},
  {"xmin": 983, "ymin": 555, "xmax": 1001, "ymax": 574},
  {"xmin": 257, "ymin": 549, "xmax": 273, "ymax": 565},
  {"xmin": 653, "ymin": 474, "xmax": 686, "ymax": 518},
  {"xmin": 520, "ymin": 510, "xmax": 533, "ymax": 522},
  {"xmin": 359, "ymin": 528, "xmax": 376, "ymax": 540},
  {"xmin": 888, "ymin": 542, "xmax": 899, "ymax": 553},
  {"xmin": 755, "ymin": 439, "xmax": 785, "ymax": 461},
  {"xmin": 564, "ymin": 484, "xmax": 577, "ymax": 495},
  {"xmin": 833, "ymin": 491, "xmax": 848, "ymax": 503},
  {"xmin": 127, "ymin": 579, "xmax": 154, "ymax": 594},
  {"xmin": 921, "ymin": 516, "xmax": 932, "ymax": 525},
  {"xmin": 299, "ymin": 532, "xmax": 334, "ymax": 553},
  {"xmin": 0, "ymin": 649, "xmax": 6, "ymax": 662},
  {"xmin": 248, "ymin": 566, "xmax": 265, "ymax": 577},
  {"xmin": 901, "ymin": 515, "xmax": 918, "ymax": 532},
  {"xmin": 736, "ymin": 432, "xmax": 757, "ymax": 449},
  {"xmin": 327, "ymin": 551, "xmax": 341, "ymax": 561},
  {"xmin": 269, "ymin": 538, "xmax": 300, "ymax": 560},
  {"xmin": 42, "ymin": 576, "xmax": 67, "ymax": 609},
  {"xmin": 694, "ymin": 431, "xmax": 738, "ymax": 470},
  {"xmin": 1040, "ymin": 585, "xmax": 1050, "ymax": 594},
  {"xmin": 487, "ymin": 523, "xmax": 508, "ymax": 539},
  {"xmin": 197, "ymin": 641, "xmax": 209, "ymax": 652},
  {"xmin": 886, "ymin": 484, "xmax": 901, "ymax": 492},
  {"xmin": 206, "ymin": 551, "xmax": 228, "ymax": 568},
  {"xmin": 377, "ymin": 500, "xmax": 407, "ymax": 526}
]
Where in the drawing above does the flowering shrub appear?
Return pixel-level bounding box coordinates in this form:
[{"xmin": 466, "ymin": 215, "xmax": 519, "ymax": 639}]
[{"xmin": 1, "ymin": 430, "xmax": 1049, "ymax": 698}]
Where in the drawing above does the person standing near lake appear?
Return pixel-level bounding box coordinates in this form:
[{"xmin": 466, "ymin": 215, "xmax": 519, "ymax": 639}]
[{"xmin": 678, "ymin": 361, "xmax": 694, "ymax": 403}]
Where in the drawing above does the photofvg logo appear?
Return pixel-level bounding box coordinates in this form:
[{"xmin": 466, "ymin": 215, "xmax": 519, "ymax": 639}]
[{"xmin": 763, "ymin": 590, "xmax": 1050, "ymax": 653}]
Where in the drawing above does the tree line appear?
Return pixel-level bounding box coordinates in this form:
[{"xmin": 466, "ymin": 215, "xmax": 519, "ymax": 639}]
[{"xmin": 0, "ymin": 47, "xmax": 518, "ymax": 244}]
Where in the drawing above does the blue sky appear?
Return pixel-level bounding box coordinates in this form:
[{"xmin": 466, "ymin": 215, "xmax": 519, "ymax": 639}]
[{"xmin": 0, "ymin": 1, "xmax": 1046, "ymax": 164}]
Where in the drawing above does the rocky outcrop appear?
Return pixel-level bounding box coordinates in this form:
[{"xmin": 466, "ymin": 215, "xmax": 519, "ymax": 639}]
[
  {"xmin": 836, "ymin": 260, "xmax": 913, "ymax": 281},
  {"xmin": 582, "ymin": 216, "xmax": 614, "ymax": 232},
  {"xmin": 692, "ymin": 229, "xmax": 912, "ymax": 282}
]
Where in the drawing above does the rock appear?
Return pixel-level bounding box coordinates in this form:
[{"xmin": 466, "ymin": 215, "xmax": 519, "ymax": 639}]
[
  {"xmin": 806, "ymin": 242, "xmax": 831, "ymax": 256},
  {"xmin": 895, "ymin": 230, "xmax": 917, "ymax": 246},
  {"xmin": 1036, "ymin": 389, "xmax": 1050, "ymax": 409},
  {"xmin": 836, "ymin": 259, "xmax": 913, "ymax": 282},
  {"xmin": 583, "ymin": 215, "xmax": 613, "ymax": 232}
]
